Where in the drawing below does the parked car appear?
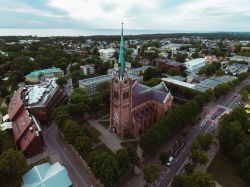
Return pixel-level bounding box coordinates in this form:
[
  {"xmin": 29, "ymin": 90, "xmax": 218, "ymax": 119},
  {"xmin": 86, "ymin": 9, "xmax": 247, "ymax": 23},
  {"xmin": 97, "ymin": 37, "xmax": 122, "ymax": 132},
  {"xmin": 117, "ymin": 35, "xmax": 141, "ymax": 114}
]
[
  {"xmin": 179, "ymin": 141, "xmax": 186, "ymax": 149},
  {"xmin": 166, "ymin": 156, "xmax": 174, "ymax": 166}
]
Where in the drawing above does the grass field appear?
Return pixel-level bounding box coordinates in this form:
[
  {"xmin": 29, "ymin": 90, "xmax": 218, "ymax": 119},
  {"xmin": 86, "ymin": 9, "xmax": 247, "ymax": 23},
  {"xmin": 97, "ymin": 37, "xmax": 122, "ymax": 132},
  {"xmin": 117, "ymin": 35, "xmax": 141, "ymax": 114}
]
[
  {"xmin": 208, "ymin": 151, "xmax": 249, "ymax": 187},
  {"xmin": 121, "ymin": 141, "xmax": 138, "ymax": 151},
  {"xmin": 99, "ymin": 120, "xmax": 109, "ymax": 129}
]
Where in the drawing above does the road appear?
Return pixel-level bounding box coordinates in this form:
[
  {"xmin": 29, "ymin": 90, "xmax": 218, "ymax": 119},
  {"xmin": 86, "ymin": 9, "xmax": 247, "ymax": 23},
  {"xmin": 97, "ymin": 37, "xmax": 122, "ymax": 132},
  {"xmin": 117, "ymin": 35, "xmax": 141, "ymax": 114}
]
[
  {"xmin": 152, "ymin": 77, "xmax": 250, "ymax": 187},
  {"xmin": 43, "ymin": 124, "xmax": 95, "ymax": 187}
]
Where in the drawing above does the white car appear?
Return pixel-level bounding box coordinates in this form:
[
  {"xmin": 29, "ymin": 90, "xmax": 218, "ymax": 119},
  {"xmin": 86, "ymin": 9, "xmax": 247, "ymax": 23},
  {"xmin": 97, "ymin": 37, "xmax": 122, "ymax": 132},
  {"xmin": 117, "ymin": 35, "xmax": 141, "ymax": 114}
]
[{"xmin": 166, "ymin": 156, "xmax": 174, "ymax": 166}]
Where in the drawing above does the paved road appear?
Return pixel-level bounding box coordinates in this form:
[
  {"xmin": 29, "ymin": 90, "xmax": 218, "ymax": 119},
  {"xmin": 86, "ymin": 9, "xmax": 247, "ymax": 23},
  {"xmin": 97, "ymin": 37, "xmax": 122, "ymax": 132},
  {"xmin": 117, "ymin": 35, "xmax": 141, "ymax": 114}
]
[
  {"xmin": 43, "ymin": 124, "xmax": 95, "ymax": 187},
  {"xmin": 155, "ymin": 77, "xmax": 250, "ymax": 187}
]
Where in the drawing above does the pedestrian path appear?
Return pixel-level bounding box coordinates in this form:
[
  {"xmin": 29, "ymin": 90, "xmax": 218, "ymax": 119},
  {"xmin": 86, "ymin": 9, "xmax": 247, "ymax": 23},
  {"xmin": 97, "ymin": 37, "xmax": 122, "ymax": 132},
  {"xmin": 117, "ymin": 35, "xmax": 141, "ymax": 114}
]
[{"xmin": 88, "ymin": 119, "xmax": 122, "ymax": 152}]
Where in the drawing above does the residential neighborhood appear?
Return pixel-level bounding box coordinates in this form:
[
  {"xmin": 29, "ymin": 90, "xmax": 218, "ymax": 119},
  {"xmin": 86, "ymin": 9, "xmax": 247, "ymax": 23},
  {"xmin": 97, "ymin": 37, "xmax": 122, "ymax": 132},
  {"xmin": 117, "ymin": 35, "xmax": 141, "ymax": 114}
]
[{"xmin": 0, "ymin": 2, "xmax": 250, "ymax": 186}]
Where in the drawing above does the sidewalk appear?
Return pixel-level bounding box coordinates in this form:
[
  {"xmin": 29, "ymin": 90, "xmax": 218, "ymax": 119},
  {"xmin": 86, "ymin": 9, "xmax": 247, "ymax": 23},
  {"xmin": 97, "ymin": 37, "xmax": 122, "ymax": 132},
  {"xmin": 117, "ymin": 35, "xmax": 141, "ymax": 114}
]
[{"xmin": 88, "ymin": 119, "xmax": 122, "ymax": 152}]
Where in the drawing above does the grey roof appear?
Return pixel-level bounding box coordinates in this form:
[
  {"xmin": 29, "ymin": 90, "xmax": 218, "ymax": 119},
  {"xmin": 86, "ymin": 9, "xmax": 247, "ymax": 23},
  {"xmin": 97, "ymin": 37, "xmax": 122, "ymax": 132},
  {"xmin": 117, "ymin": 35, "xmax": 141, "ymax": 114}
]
[{"xmin": 132, "ymin": 82, "xmax": 170, "ymax": 107}]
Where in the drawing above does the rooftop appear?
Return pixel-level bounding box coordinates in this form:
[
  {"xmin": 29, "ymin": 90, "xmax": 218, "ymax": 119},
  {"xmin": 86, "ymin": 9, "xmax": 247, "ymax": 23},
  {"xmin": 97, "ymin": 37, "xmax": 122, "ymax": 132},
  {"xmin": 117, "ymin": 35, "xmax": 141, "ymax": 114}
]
[
  {"xmin": 22, "ymin": 162, "xmax": 72, "ymax": 187},
  {"xmin": 25, "ymin": 78, "xmax": 58, "ymax": 107},
  {"xmin": 132, "ymin": 82, "xmax": 171, "ymax": 107},
  {"xmin": 26, "ymin": 68, "xmax": 63, "ymax": 78}
]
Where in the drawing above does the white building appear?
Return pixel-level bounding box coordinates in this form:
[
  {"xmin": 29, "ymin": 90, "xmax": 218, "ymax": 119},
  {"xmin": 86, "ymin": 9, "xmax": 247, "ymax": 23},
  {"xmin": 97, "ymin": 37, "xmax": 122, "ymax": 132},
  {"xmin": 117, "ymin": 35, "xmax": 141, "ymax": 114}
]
[
  {"xmin": 185, "ymin": 58, "xmax": 207, "ymax": 72},
  {"xmin": 80, "ymin": 64, "xmax": 95, "ymax": 75},
  {"xmin": 98, "ymin": 48, "xmax": 116, "ymax": 62},
  {"xmin": 230, "ymin": 56, "xmax": 250, "ymax": 63}
]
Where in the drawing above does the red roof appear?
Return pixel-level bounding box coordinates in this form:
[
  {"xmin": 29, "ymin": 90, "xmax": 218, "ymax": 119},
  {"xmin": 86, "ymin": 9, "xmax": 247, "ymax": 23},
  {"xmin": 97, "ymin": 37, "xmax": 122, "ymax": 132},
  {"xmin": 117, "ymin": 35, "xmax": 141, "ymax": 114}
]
[
  {"xmin": 12, "ymin": 109, "xmax": 33, "ymax": 141},
  {"xmin": 8, "ymin": 87, "xmax": 42, "ymax": 154},
  {"xmin": 8, "ymin": 88, "xmax": 24, "ymax": 120}
]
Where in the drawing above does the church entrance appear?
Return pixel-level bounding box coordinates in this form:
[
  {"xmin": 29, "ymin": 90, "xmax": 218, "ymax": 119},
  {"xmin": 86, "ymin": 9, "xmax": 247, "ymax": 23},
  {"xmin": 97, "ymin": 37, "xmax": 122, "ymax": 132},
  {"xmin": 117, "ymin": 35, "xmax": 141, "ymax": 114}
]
[{"xmin": 111, "ymin": 126, "xmax": 117, "ymax": 134}]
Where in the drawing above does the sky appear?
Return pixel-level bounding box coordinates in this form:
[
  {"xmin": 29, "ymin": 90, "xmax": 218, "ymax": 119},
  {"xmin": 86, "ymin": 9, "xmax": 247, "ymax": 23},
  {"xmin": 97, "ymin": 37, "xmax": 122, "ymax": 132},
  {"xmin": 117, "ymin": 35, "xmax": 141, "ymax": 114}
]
[{"xmin": 0, "ymin": 0, "xmax": 250, "ymax": 32}]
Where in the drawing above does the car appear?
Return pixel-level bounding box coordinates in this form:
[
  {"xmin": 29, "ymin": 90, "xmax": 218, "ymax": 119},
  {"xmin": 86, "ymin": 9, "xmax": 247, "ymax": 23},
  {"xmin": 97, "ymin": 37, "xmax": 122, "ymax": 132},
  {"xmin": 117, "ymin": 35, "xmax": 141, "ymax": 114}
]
[
  {"xmin": 211, "ymin": 115, "xmax": 217, "ymax": 120},
  {"xmin": 166, "ymin": 156, "xmax": 174, "ymax": 166},
  {"xmin": 179, "ymin": 141, "xmax": 186, "ymax": 149},
  {"xmin": 173, "ymin": 148, "xmax": 180, "ymax": 157},
  {"xmin": 234, "ymin": 94, "xmax": 237, "ymax": 97}
]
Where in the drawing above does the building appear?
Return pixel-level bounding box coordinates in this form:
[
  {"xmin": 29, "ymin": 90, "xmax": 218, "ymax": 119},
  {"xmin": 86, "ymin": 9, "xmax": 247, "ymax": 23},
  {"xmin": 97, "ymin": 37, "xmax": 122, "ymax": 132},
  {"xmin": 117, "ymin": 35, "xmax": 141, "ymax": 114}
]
[
  {"xmin": 185, "ymin": 58, "xmax": 207, "ymax": 72},
  {"xmin": 109, "ymin": 24, "xmax": 173, "ymax": 139},
  {"xmin": 230, "ymin": 55, "xmax": 250, "ymax": 63},
  {"xmin": 204, "ymin": 55, "xmax": 218, "ymax": 64},
  {"xmin": 25, "ymin": 68, "xmax": 64, "ymax": 83},
  {"xmin": 156, "ymin": 58, "xmax": 185, "ymax": 71},
  {"xmin": 24, "ymin": 78, "xmax": 68, "ymax": 122},
  {"xmin": 224, "ymin": 63, "xmax": 249, "ymax": 76},
  {"xmin": 22, "ymin": 162, "xmax": 72, "ymax": 187},
  {"xmin": 6, "ymin": 78, "xmax": 68, "ymax": 157},
  {"xmin": 8, "ymin": 88, "xmax": 44, "ymax": 157},
  {"xmin": 98, "ymin": 48, "xmax": 116, "ymax": 62},
  {"xmin": 80, "ymin": 64, "xmax": 95, "ymax": 75},
  {"xmin": 162, "ymin": 75, "xmax": 236, "ymax": 93},
  {"xmin": 139, "ymin": 58, "xmax": 150, "ymax": 65},
  {"xmin": 114, "ymin": 62, "xmax": 131, "ymax": 71},
  {"xmin": 79, "ymin": 72, "xmax": 143, "ymax": 96}
]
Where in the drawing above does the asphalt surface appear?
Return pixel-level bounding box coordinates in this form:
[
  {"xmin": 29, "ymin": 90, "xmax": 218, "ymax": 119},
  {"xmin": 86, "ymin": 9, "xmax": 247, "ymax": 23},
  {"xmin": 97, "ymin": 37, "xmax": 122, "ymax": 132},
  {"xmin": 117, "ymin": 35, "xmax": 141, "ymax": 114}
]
[
  {"xmin": 43, "ymin": 124, "xmax": 95, "ymax": 187},
  {"xmin": 151, "ymin": 77, "xmax": 250, "ymax": 187}
]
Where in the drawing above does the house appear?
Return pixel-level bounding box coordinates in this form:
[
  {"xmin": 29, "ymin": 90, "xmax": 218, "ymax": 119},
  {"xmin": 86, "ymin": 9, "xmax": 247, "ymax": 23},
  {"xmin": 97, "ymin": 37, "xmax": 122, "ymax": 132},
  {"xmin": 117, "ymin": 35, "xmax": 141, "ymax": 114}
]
[
  {"xmin": 230, "ymin": 55, "xmax": 250, "ymax": 63},
  {"xmin": 22, "ymin": 162, "xmax": 72, "ymax": 187},
  {"xmin": 24, "ymin": 78, "xmax": 68, "ymax": 122},
  {"xmin": 25, "ymin": 68, "xmax": 64, "ymax": 83},
  {"xmin": 185, "ymin": 58, "xmax": 207, "ymax": 72},
  {"xmin": 155, "ymin": 58, "xmax": 185, "ymax": 71},
  {"xmin": 204, "ymin": 55, "xmax": 218, "ymax": 64},
  {"xmin": 139, "ymin": 58, "xmax": 150, "ymax": 65},
  {"xmin": 8, "ymin": 88, "xmax": 44, "ymax": 157},
  {"xmin": 80, "ymin": 64, "xmax": 95, "ymax": 75},
  {"xmin": 98, "ymin": 48, "xmax": 116, "ymax": 62},
  {"xmin": 224, "ymin": 64, "xmax": 249, "ymax": 76}
]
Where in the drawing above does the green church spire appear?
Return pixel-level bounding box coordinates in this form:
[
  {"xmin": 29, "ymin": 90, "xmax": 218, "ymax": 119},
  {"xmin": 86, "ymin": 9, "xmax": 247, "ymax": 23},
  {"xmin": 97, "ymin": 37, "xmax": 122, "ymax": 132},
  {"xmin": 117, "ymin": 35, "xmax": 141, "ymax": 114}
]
[{"xmin": 118, "ymin": 22, "xmax": 125, "ymax": 79}]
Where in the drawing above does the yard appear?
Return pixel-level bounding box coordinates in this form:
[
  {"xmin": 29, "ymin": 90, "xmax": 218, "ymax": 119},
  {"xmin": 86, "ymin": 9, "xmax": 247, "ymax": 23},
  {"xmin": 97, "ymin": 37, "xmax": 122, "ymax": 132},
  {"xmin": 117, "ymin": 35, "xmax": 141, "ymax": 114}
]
[{"xmin": 208, "ymin": 151, "xmax": 249, "ymax": 187}]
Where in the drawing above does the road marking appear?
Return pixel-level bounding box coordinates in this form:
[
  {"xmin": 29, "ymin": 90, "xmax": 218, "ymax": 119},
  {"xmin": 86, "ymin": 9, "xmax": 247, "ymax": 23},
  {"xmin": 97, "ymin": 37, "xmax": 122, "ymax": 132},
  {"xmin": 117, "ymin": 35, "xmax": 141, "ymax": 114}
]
[
  {"xmin": 176, "ymin": 157, "xmax": 189, "ymax": 175},
  {"xmin": 182, "ymin": 148, "xmax": 186, "ymax": 153}
]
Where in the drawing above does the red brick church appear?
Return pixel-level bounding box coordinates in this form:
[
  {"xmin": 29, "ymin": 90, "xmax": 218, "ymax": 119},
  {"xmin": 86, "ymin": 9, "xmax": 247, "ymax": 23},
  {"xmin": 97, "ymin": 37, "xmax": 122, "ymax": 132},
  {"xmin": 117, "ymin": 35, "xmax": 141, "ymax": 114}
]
[{"xmin": 109, "ymin": 24, "xmax": 173, "ymax": 139}]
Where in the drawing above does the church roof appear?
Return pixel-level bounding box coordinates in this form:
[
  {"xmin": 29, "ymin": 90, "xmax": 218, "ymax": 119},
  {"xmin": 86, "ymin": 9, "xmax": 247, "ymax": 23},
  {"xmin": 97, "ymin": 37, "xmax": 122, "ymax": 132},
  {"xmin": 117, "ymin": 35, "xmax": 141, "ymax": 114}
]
[{"xmin": 132, "ymin": 82, "xmax": 170, "ymax": 107}]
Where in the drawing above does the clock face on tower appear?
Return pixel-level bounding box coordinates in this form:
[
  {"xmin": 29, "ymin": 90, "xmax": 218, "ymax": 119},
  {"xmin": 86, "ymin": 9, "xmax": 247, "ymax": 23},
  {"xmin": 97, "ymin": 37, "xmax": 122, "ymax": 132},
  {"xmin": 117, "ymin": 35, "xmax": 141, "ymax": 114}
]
[{"xmin": 114, "ymin": 112, "xmax": 119, "ymax": 121}]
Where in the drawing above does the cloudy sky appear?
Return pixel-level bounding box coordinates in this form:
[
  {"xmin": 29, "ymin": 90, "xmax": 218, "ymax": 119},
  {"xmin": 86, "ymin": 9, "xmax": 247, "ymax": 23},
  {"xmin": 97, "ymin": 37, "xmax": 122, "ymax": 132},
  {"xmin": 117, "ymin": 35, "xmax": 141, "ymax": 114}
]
[{"xmin": 0, "ymin": 0, "xmax": 250, "ymax": 31}]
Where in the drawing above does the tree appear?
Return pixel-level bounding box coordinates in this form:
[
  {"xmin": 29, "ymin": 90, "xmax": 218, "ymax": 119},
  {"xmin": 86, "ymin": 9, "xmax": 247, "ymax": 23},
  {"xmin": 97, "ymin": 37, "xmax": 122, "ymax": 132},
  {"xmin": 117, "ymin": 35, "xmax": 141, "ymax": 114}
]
[
  {"xmin": 241, "ymin": 90, "xmax": 249, "ymax": 102},
  {"xmin": 62, "ymin": 120, "xmax": 85, "ymax": 144},
  {"xmin": 173, "ymin": 172, "xmax": 215, "ymax": 187},
  {"xmin": 74, "ymin": 136, "xmax": 92, "ymax": 157},
  {"xmin": 0, "ymin": 149, "xmax": 27, "ymax": 184},
  {"xmin": 89, "ymin": 150, "xmax": 120, "ymax": 186},
  {"xmin": 143, "ymin": 67, "xmax": 160, "ymax": 81},
  {"xmin": 197, "ymin": 133, "xmax": 213, "ymax": 151},
  {"xmin": 160, "ymin": 151, "xmax": 170, "ymax": 164},
  {"xmin": 191, "ymin": 150, "xmax": 208, "ymax": 165},
  {"xmin": 56, "ymin": 76, "xmax": 67, "ymax": 87},
  {"xmin": 218, "ymin": 121, "xmax": 244, "ymax": 153},
  {"xmin": 240, "ymin": 156, "xmax": 250, "ymax": 182},
  {"xmin": 52, "ymin": 108, "xmax": 70, "ymax": 126},
  {"xmin": 185, "ymin": 162, "xmax": 194, "ymax": 174},
  {"xmin": 143, "ymin": 163, "xmax": 160, "ymax": 184},
  {"xmin": 116, "ymin": 147, "xmax": 138, "ymax": 172}
]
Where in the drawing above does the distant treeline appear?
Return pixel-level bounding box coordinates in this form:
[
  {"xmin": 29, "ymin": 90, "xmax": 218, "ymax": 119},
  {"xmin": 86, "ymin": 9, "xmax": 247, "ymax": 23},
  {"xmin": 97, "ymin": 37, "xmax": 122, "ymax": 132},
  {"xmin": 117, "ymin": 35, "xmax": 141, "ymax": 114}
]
[{"xmin": 1, "ymin": 32, "xmax": 250, "ymax": 42}]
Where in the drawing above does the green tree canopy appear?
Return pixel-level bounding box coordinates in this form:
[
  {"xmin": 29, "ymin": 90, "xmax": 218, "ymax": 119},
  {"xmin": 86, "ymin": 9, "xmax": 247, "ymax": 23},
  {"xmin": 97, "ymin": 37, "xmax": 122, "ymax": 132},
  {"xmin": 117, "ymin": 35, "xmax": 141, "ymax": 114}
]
[
  {"xmin": 143, "ymin": 163, "xmax": 160, "ymax": 184},
  {"xmin": 0, "ymin": 149, "xmax": 27, "ymax": 184},
  {"xmin": 89, "ymin": 150, "xmax": 120, "ymax": 186}
]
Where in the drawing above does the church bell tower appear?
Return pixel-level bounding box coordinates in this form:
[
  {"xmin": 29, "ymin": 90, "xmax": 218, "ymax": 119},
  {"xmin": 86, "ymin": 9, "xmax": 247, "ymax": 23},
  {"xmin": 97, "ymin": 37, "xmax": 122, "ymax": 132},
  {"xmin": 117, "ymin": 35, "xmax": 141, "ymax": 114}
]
[{"xmin": 109, "ymin": 23, "xmax": 132, "ymax": 139}]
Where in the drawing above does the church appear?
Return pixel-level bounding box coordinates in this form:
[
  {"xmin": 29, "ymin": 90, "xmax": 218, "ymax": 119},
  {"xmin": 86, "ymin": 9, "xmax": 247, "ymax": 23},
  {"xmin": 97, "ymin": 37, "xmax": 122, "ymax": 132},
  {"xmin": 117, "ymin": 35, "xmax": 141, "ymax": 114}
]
[{"xmin": 109, "ymin": 24, "xmax": 173, "ymax": 139}]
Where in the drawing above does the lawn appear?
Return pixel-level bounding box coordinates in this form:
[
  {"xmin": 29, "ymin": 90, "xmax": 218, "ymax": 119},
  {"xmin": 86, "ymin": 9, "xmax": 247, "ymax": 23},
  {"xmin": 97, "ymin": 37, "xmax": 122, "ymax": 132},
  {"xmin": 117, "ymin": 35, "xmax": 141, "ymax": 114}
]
[
  {"xmin": 86, "ymin": 126, "xmax": 101, "ymax": 144},
  {"xmin": 121, "ymin": 141, "xmax": 138, "ymax": 151},
  {"xmin": 207, "ymin": 151, "xmax": 249, "ymax": 187},
  {"xmin": 99, "ymin": 120, "xmax": 109, "ymax": 129}
]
